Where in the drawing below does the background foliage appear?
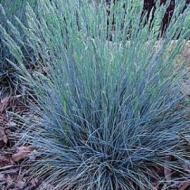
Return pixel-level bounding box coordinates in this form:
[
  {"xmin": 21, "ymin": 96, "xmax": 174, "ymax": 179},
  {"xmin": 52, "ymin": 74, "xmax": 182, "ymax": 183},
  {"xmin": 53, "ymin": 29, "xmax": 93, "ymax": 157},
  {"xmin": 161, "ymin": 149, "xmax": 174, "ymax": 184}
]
[{"xmin": 0, "ymin": 0, "xmax": 37, "ymax": 89}]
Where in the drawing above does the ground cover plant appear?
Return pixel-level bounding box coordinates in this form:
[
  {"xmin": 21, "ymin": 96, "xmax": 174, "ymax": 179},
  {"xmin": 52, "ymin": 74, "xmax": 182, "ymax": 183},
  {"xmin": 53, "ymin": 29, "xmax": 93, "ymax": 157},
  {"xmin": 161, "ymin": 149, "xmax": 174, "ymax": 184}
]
[{"xmin": 1, "ymin": 0, "xmax": 190, "ymax": 189}]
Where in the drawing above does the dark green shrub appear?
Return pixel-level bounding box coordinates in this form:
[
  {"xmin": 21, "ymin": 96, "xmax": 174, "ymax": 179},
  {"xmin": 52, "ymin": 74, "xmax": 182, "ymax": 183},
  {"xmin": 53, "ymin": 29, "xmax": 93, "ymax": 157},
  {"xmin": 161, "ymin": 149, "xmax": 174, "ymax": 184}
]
[{"xmin": 1, "ymin": 0, "xmax": 190, "ymax": 189}]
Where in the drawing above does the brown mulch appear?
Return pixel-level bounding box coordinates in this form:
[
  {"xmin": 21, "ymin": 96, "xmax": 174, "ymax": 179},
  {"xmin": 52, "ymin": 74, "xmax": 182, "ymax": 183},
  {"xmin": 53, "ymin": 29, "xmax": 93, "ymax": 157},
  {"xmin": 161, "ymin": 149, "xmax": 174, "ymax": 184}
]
[
  {"xmin": 0, "ymin": 84, "xmax": 55, "ymax": 190},
  {"xmin": 0, "ymin": 89, "xmax": 41, "ymax": 190}
]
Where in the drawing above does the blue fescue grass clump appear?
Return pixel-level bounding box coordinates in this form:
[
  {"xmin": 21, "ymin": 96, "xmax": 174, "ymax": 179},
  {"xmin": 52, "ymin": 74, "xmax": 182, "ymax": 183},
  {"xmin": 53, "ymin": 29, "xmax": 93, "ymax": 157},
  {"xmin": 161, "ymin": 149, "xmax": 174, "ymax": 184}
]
[{"xmin": 1, "ymin": 0, "xmax": 190, "ymax": 189}]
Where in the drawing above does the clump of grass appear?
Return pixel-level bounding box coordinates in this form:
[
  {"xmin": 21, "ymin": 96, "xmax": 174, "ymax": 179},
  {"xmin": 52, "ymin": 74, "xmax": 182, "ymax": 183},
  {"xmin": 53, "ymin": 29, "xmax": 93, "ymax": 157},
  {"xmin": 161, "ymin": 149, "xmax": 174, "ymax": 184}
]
[{"xmin": 1, "ymin": 0, "xmax": 190, "ymax": 189}]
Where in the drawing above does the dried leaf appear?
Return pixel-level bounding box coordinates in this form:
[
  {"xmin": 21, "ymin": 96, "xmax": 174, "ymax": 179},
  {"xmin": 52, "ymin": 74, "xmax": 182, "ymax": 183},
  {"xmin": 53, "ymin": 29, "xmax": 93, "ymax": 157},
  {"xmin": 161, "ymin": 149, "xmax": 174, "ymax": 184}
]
[{"xmin": 12, "ymin": 146, "xmax": 33, "ymax": 162}]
